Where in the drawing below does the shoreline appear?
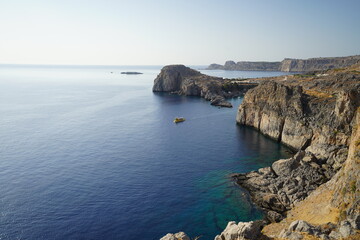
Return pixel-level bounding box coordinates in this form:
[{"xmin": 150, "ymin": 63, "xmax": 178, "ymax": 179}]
[{"xmin": 160, "ymin": 63, "xmax": 360, "ymax": 240}]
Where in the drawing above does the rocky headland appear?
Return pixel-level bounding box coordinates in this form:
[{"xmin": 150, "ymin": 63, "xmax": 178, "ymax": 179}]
[
  {"xmin": 152, "ymin": 65, "xmax": 257, "ymax": 107},
  {"xmin": 232, "ymin": 64, "xmax": 360, "ymax": 239},
  {"xmin": 160, "ymin": 63, "xmax": 360, "ymax": 240},
  {"xmin": 207, "ymin": 55, "xmax": 360, "ymax": 72}
]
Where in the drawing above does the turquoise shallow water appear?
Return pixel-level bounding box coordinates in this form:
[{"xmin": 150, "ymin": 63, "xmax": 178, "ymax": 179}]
[{"xmin": 0, "ymin": 65, "xmax": 292, "ymax": 240}]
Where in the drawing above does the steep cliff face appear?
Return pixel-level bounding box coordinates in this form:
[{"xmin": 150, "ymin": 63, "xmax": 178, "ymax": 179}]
[
  {"xmin": 233, "ymin": 68, "xmax": 360, "ymax": 239},
  {"xmin": 152, "ymin": 65, "xmax": 202, "ymax": 92},
  {"xmin": 260, "ymin": 106, "xmax": 360, "ymax": 240},
  {"xmin": 331, "ymin": 107, "xmax": 360, "ymax": 220},
  {"xmin": 153, "ymin": 65, "xmax": 258, "ymax": 107},
  {"xmin": 237, "ymin": 70, "xmax": 360, "ymax": 216},
  {"xmin": 207, "ymin": 55, "xmax": 360, "ymax": 72},
  {"xmin": 236, "ymin": 78, "xmax": 360, "ymax": 151},
  {"xmin": 236, "ymin": 82, "xmax": 311, "ymax": 149}
]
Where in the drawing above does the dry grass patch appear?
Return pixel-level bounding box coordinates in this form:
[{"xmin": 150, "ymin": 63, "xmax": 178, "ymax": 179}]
[
  {"xmin": 285, "ymin": 189, "xmax": 339, "ymax": 225},
  {"xmin": 262, "ymin": 186, "xmax": 339, "ymax": 239},
  {"xmin": 305, "ymin": 89, "xmax": 333, "ymax": 99}
]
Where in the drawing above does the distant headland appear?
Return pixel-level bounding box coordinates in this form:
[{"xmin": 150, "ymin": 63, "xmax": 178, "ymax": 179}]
[{"xmin": 207, "ymin": 55, "xmax": 360, "ymax": 72}]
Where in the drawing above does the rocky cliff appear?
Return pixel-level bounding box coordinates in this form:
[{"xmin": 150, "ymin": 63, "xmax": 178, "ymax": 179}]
[
  {"xmin": 153, "ymin": 65, "xmax": 257, "ymax": 107},
  {"xmin": 233, "ymin": 65, "xmax": 360, "ymax": 239},
  {"xmin": 207, "ymin": 55, "xmax": 360, "ymax": 72}
]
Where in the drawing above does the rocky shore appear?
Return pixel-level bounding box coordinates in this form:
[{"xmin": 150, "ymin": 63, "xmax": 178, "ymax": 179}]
[
  {"xmin": 232, "ymin": 64, "xmax": 360, "ymax": 239},
  {"xmin": 160, "ymin": 63, "xmax": 360, "ymax": 240},
  {"xmin": 207, "ymin": 55, "xmax": 360, "ymax": 72},
  {"xmin": 152, "ymin": 65, "xmax": 257, "ymax": 107}
]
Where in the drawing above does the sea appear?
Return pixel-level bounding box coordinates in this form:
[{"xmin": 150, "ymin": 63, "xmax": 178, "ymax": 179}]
[{"xmin": 0, "ymin": 65, "xmax": 292, "ymax": 240}]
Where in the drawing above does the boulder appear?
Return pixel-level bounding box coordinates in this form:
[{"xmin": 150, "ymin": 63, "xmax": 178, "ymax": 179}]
[
  {"xmin": 328, "ymin": 230, "xmax": 342, "ymax": 239},
  {"xmin": 272, "ymin": 157, "xmax": 300, "ymax": 176},
  {"xmin": 266, "ymin": 210, "xmax": 284, "ymax": 223},
  {"xmin": 214, "ymin": 221, "xmax": 264, "ymax": 240},
  {"xmin": 288, "ymin": 220, "xmax": 319, "ymax": 235},
  {"xmin": 279, "ymin": 229, "xmax": 303, "ymax": 240},
  {"xmin": 348, "ymin": 213, "xmax": 360, "ymax": 230},
  {"xmin": 339, "ymin": 220, "xmax": 354, "ymax": 238}
]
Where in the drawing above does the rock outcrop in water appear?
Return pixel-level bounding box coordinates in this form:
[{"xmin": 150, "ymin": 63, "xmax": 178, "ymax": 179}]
[
  {"xmin": 160, "ymin": 232, "xmax": 190, "ymax": 240},
  {"xmin": 153, "ymin": 65, "xmax": 257, "ymax": 107},
  {"xmin": 207, "ymin": 55, "xmax": 360, "ymax": 72}
]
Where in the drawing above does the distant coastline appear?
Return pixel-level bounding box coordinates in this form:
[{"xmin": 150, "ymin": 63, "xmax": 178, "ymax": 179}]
[{"xmin": 207, "ymin": 55, "xmax": 360, "ymax": 72}]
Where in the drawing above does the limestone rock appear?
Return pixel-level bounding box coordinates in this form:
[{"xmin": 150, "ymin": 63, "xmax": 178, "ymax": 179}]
[
  {"xmin": 266, "ymin": 210, "xmax": 284, "ymax": 223},
  {"xmin": 339, "ymin": 220, "xmax": 354, "ymax": 238},
  {"xmin": 214, "ymin": 221, "xmax": 264, "ymax": 240},
  {"xmin": 160, "ymin": 232, "xmax": 190, "ymax": 240},
  {"xmin": 279, "ymin": 230, "xmax": 303, "ymax": 240},
  {"xmin": 236, "ymin": 81, "xmax": 314, "ymax": 150},
  {"xmin": 288, "ymin": 220, "xmax": 320, "ymax": 235},
  {"xmin": 153, "ymin": 65, "xmax": 201, "ymax": 92},
  {"xmin": 328, "ymin": 230, "xmax": 341, "ymax": 239},
  {"xmin": 272, "ymin": 157, "xmax": 300, "ymax": 176},
  {"xmin": 210, "ymin": 96, "xmax": 233, "ymax": 108},
  {"xmin": 349, "ymin": 213, "xmax": 360, "ymax": 230}
]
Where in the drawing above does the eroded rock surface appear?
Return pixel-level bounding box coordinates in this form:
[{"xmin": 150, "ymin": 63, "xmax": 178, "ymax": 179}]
[
  {"xmin": 235, "ymin": 71, "xmax": 360, "ymax": 220},
  {"xmin": 214, "ymin": 221, "xmax": 265, "ymax": 240},
  {"xmin": 160, "ymin": 232, "xmax": 190, "ymax": 240}
]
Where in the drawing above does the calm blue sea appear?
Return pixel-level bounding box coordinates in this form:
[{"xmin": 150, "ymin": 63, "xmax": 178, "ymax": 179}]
[{"xmin": 0, "ymin": 65, "xmax": 291, "ymax": 240}]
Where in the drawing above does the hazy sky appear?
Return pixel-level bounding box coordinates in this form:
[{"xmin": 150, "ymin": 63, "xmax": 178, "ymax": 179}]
[{"xmin": 1, "ymin": 0, "xmax": 360, "ymax": 65}]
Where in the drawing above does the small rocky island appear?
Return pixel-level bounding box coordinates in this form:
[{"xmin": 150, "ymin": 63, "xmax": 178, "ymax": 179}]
[
  {"xmin": 160, "ymin": 63, "xmax": 360, "ymax": 240},
  {"xmin": 121, "ymin": 71, "xmax": 143, "ymax": 74},
  {"xmin": 152, "ymin": 65, "xmax": 257, "ymax": 107}
]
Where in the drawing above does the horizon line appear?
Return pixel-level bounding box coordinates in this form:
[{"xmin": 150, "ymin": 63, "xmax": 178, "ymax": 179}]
[{"xmin": 1, "ymin": 54, "xmax": 359, "ymax": 67}]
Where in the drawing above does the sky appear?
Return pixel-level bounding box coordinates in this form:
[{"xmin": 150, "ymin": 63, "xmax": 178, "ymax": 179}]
[{"xmin": 0, "ymin": 0, "xmax": 360, "ymax": 65}]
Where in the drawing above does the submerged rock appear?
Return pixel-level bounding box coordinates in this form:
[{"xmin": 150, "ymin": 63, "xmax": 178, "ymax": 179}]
[{"xmin": 160, "ymin": 232, "xmax": 190, "ymax": 240}]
